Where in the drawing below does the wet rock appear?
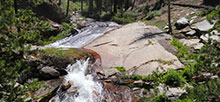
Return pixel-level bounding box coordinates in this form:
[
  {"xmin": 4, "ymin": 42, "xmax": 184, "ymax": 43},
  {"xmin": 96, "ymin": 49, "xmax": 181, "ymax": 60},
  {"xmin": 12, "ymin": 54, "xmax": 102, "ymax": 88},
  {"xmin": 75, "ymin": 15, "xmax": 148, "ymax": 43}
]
[
  {"xmin": 191, "ymin": 20, "xmax": 214, "ymax": 33},
  {"xmin": 61, "ymin": 81, "xmax": 74, "ymax": 91},
  {"xmin": 40, "ymin": 66, "xmax": 60, "ymax": 79},
  {"xmin": 67, "ymin": 87, "xmax": 79, "ymax": 93},
  {"xmin": 34, "ymin": 78, "xmax": 63, "ymax": 102},
  {"xmin": 175, "ymin": 17, "xmax": 189, "ymax": 29}
]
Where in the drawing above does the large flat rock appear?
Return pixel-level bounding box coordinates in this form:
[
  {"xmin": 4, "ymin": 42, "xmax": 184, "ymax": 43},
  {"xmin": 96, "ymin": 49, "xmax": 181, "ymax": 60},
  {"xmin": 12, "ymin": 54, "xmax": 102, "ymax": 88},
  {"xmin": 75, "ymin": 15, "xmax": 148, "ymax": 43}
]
[{"xmin": 84, "ymin": 22, "xmax": 184, "ymax": 75}]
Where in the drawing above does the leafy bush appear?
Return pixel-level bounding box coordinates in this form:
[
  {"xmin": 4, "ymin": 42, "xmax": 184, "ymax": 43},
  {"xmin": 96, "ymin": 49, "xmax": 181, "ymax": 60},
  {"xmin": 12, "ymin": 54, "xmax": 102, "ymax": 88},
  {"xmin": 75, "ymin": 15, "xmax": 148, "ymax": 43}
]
[
  {"xmin": 112, "ymin": 12, "xmax": 135, "ymax": 24},
  {"xmin": 144, "ymin": 10, "xmax": 161, "ymax": 20},
  {"xmin": 207, "ymin": 4, "xmax": 220, "ymax": 31},
  {"xmin": 151, "ymin": 93, "xmax": 168, "ymax": 102},
  {"xmin": 163, "ymin": 69, "xmax": 186, "ymax": 87}
]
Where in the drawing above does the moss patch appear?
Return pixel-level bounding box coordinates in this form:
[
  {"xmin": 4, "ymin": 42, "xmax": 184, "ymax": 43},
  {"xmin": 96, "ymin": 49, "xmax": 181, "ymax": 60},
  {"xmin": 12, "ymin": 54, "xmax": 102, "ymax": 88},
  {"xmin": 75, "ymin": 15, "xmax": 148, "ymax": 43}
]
[{"xmin": 40, "ymin": 48, "xmax": 92, "ymax": 59}]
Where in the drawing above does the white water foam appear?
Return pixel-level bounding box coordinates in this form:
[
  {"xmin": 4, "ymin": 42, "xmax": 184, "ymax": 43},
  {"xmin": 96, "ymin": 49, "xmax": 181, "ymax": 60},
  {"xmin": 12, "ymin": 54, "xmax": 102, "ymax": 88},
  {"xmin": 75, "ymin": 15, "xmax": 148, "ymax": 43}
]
[{"xmin": 50, "ymin": 59, "xmax": 103, "ymax": 102}]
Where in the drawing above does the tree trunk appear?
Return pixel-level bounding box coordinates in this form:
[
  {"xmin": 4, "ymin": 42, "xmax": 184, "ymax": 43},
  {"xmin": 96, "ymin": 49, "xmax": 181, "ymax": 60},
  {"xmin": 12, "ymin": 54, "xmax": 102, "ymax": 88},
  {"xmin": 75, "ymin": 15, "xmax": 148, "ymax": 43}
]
[
  {"xmin": 125, "ymin": 0, "xmax": 129, "ymax": 11},
  {"xmin": 14, "ymin": 0, "xmax": 18, "ymax": 14},
  {"xmin": 14, "ymin": 0, "xmax": 20, "ymax": 32},
  {"xmin": 113, "ymin": 0, "xmax": 117, "ymax": 13},
  {"xmin": 81, "ymin": 0, "xmax": 83, "ymax": 12},
  {"xmin": 66, "ymin": 0, "xmax": 70, "ymax": 16},
  {"xmin": 167, "ymin": 0, "xmax": 172, "ymax": 34},
  {"xmin": 58, "ymin": 0, "xmax": 62, "ymax": 6},
  {"xmin": 131, "ymin": 0, "xmax": 136, "ymax": 10},
  {"xmin": 110, "ymin": 0, "xmax": 113, "ymax": 14},
  {"xmin": 89, "ymin": 0, "xmax": 94, "ymax": 13}
]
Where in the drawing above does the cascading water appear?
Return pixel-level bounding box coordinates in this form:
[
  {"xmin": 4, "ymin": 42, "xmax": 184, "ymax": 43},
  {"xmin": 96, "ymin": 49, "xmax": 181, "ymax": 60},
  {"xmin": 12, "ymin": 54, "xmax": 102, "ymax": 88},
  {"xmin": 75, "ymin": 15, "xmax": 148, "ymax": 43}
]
[
  {"xmin": 49, "ymin": 59, "xmax": 103, "ymax": 102},
  {"xmin": 45, "ymin": 21, "xmax": 120, "ymax": 48}
]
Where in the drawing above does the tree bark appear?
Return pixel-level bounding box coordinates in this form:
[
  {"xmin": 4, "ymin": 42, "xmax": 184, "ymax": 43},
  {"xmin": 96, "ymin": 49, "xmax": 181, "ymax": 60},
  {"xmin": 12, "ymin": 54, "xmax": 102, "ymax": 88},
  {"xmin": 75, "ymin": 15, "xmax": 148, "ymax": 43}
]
[
  {"xmin": 81, "ymin": 0, "xmax": 83, "ymax": 12},
  {"xmin": 131, "ymin": 0, "xmax": 136, "ymax": 10},
  {"xmin": 14, "ymin": 0, "xmax": 18, "ymax": 14},
  {"xmin": 167, "ymin": 0, "xmax": 172, "ymax": 34},
  {"xmin": 58, "ymin": 0, "xmax": 62, "ymax": 6},
  {"xmin": 113, "ymin": 0, "xmax": 117, "ymax": 13},
  {"xmin": 66, "ymin": 0, "xmax": 70, "ymax": 16},
  {"xmin": 14, "ymin": 0, "xmax": 20, "ymax": 32},
  {"xmin": 89, "ymin": 0, "xmax": 94, "ymax": 13}
]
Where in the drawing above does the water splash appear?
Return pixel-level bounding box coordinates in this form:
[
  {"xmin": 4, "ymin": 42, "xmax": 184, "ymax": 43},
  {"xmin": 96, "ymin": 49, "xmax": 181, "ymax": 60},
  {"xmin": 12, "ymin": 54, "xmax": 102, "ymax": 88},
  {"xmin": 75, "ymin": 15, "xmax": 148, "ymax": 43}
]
[{"xmin": 50, "ymin": 59, "xmax": 103, "ymax": 102}]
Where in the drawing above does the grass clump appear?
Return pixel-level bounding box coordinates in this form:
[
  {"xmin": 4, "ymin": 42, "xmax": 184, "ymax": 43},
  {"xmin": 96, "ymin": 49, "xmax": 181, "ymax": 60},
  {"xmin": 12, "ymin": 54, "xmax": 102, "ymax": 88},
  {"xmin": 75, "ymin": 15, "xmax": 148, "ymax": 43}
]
[
  {"xmin": 40, "ymin": 48, "xmax": 91, "ymax": 59},
  {"xmin": 112, "ymin": 66, "xmax": 126, "ymax": 72}
]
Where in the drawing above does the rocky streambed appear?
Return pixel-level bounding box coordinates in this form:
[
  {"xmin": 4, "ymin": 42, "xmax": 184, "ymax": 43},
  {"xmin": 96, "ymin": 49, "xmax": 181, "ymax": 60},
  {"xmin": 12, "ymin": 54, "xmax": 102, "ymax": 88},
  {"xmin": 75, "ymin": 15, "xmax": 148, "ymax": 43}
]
[{"xmin": 29, "ymin": 19, "xmax": 187, "ymax": 101}]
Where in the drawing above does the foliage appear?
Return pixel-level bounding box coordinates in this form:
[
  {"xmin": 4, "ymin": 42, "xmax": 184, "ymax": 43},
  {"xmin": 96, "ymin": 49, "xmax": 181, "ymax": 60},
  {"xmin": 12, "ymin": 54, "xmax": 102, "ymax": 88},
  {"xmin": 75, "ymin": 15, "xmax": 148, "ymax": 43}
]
[
  {"xmin": 0, "ymin": 0, "xmax": 53, "ymax": 101},
  {"xmin": 144, "ymin": 10, "xmax": 161, "ymax": 20},
  {"xmin": 112, "ymin": 66, "xmax": 126, "ymax": 72},
  {"xmin": 151, "ymin": 93, "xmax": 168, "ymax": 102},
  {"xmin": 179, "ymin": 78, "xmax": 220, "ymax": 102},
  {"xmin": 112, "ymin": 12, "xmax": 135, "ymax": 24},
  {"xmin": 162, "ymin": 69, "xmax": 186, "ymax": 87},
  {"xmin": 138, "ymin": 97, "xmax": 149, "ymax": 102},
  {"xmin": 171, "ymin": 38, "xmax": 189, "ymax": 59},
  {"xmin": 207, "ymin": 4, "xmax": 220, "ymax": 31}
]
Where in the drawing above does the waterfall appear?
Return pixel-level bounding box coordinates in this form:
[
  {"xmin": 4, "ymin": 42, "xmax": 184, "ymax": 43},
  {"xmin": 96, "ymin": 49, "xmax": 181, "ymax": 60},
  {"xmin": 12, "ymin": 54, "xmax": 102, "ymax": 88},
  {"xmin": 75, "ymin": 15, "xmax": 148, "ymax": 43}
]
[{"xmin": 49, "ymin": 59, "xmax": 103, "ymax": 102}]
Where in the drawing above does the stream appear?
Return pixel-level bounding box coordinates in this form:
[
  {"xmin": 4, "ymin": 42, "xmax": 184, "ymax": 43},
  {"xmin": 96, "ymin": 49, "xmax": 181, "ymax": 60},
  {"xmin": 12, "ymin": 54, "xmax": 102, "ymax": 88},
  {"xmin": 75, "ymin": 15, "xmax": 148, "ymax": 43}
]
[
  {"xmin": 45, "ymin": 17, "xmax": 136, "ymax": 102},
  {"xmin": 45, "ymin": 20, "xmax": 120, "ymax": 48}
]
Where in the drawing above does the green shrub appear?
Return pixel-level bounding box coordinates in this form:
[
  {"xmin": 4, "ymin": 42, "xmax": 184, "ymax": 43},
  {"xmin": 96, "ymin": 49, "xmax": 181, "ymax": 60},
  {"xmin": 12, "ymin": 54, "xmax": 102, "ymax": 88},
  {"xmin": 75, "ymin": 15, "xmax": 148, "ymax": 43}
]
[
  {"xmin": 151, "ymin": 93, "xmax": 168, "ymax": 102},
  {"xmin": 163, "ymin": 69, "xmax": 186, "ymax": 87},
  {"xmin": 138, "ymin": 97, "xmax": 149, "ymax": 102},
  {"xmin": 144, "ymin": 10, "xmax": 161, "ymax": 20},
  {"xmin": 112, "ymin": 12, "xmax": 135, "ymax": 24}
]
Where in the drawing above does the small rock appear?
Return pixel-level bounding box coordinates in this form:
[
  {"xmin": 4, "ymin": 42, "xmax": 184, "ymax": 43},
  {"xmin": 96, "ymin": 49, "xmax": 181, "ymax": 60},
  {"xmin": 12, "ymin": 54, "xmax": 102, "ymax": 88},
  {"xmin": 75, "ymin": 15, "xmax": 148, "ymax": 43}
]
[
  {"xmin": 102, "ymin": 68, "xmax": 121, "ymax": 78},
  {"xmin": 179, "ymin": 39, "xmax": 203, "ymax": 50},
  {"xmin": 191, "ymin": 16, "xmax": 197, "ymax": 20},
  {"xmin": 210, "ymin": 35, "xmax": 220, "ymax": 42},
  {"xmin": 175, "ymin": 17, "xmax": 189, "ymax": 29},
  {"xmin": 193, "ymin": 43, "xmax": 204, "ymax": 50},
  {"xmin": 163, "ymin": 25, "xmax": 169, "ymax": 30},
  {"xmin": 67, "ymin": 87, "xmax": 79, "ymax": 93},
  {"xmin": 179, "ymin": 39, "xmax": 200, "ymax": 47},
  {"xmin": 40, "ymin": 66, "xmax": 60, "ymax": 79},
  {"xmin": 200, "ymin": 34, "xmax": 209, "ymax": 41},
  {"xmin": 211, "ymin": 30, "xmax": 220, "ymax": 35},
  {"xmin": 202, "ymin": 72, "xmax": 212, "ymax": 77},
  {"xmin": 211, "ymin": 75, "xmax": 218, "ymax": 79},
  {"xmin": 133, "ymin": 80, "xmax": 143, "ymax": 84},
  {"xmin": 185, "ymin": 30, "xmax": 196, "ymax": 35},
  {"xmin": 61, "ymin": 81, "xmax": 72, "ymax": 91},
  {"xmin": 190, "ymin": 12, "xmax": 195, "ymax": 15},
  {"xmin": 191, "ymin": 20, "xmax": 214, "ymax": 32},
  {"xmin": 200, "ymin": 34, "xmax": 220, "ymax": 42}
]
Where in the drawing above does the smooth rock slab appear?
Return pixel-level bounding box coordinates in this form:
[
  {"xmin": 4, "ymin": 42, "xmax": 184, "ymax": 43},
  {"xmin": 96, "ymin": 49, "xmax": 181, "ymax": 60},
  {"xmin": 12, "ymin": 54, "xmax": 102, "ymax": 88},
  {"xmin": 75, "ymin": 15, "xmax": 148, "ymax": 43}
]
[
  {"xmin": 84, "ymin": 22, "xmax": 183, "ymax": 75},
  {"xmin": 191, "ymin": 20, "xmax": 214, "ymax": 32}
]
